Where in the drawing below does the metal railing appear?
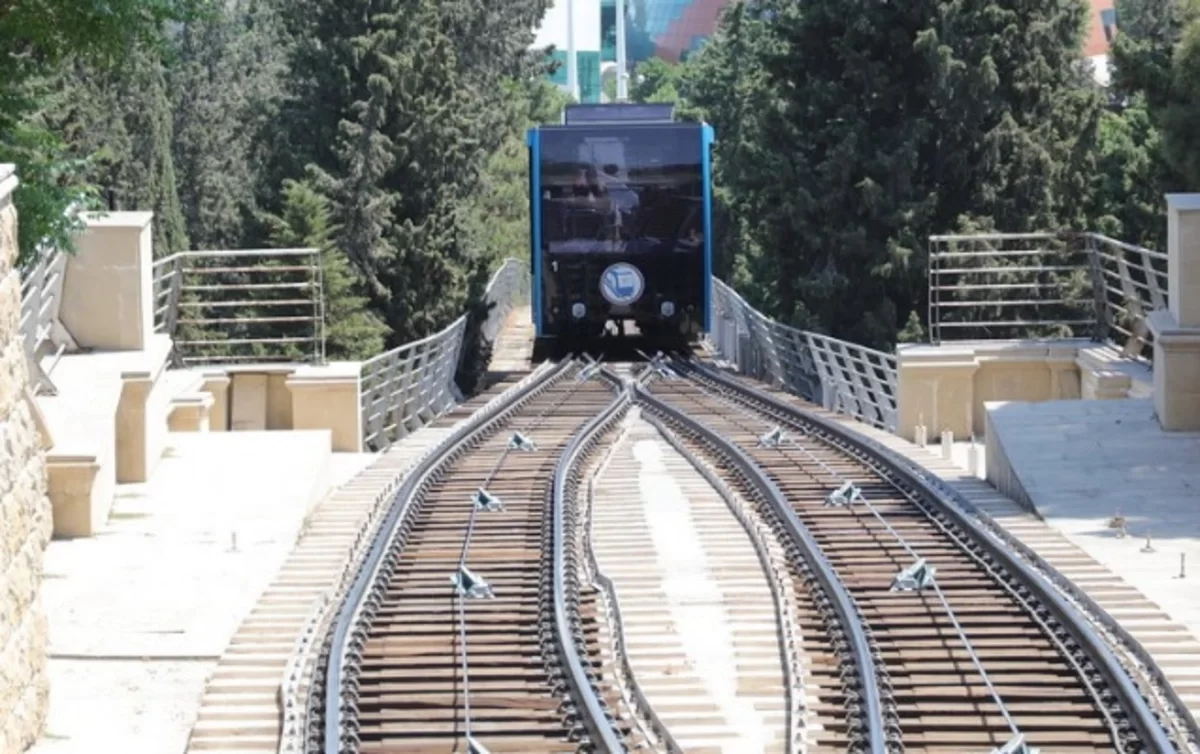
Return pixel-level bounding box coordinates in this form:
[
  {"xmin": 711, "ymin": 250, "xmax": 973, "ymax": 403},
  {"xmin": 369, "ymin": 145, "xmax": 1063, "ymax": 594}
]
[
  {"xmin": 359, "ymin": 258, "xmax": 530, "ymax": 451},
  {"xmin": 708, "ymin": 279, "xmax": 898, "ymax": 433},
  {"xmin": 928, "ymin": 232, "xmax": 1168, "ymax": 361},
  {"xmin": 1088, "ymin": 234, "xmax": 1169, "ymax": 361},
  {"xmin": 479, "ymin": 258, "xmax": 530, "ymax": 345},
  {"xmin": 152, "ymin": 248, "xmax": 325, "ymax": 365},
  {"xmin": 18, "ymin": 230, "xmax": 78, "ymax": 396}
]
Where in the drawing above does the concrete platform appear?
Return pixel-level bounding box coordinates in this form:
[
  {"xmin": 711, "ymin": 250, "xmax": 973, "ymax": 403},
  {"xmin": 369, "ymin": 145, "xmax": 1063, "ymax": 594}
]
[
  {"xmin": 26, "ymin": 430, "xmax": 346, "ymax": 754},
  {"xmin": 985, "ymin": 398, "xmax": 1200, "ymax": 634}
]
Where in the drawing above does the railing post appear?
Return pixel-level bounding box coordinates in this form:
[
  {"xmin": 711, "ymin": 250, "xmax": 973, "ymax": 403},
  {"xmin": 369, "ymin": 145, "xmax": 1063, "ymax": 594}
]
[
  {"xmin": 311, "ymin": 247, "xmax": 326, "ymax": 364},
  {"xmin": 1086, "ymin": 233, "xmax": 1110, "ymax": 344}
]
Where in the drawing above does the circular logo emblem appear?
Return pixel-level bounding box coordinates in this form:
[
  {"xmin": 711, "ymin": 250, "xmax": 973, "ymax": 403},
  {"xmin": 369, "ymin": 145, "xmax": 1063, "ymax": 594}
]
[{"xmin": 599, "ymin": 263, "xmax": 644, "ymax": 305}]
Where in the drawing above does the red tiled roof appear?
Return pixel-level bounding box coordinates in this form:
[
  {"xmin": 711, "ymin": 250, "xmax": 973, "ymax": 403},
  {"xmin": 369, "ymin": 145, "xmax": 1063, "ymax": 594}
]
[{"xmin": 1085, "ymin": 0, "xmax": 1115, "ymax": 57}]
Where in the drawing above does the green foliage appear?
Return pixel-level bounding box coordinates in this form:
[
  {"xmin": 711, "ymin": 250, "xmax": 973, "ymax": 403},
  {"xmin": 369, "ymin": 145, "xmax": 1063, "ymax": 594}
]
[
  {"xmin": 1, "ymin": 0, "xmax": 207, "ymax": 264},
  {"xmin": 1096, "ymin": 0, "xmax": 1200, "ymax": 251},
  {"xmin": 666, "ymin": 0, "xmax": 1103, "ymax": 349},
  {"xmin": 0, "ymin": 0, "xmax": 213, "ymax": 64},
  {"xmin": 46, "ymin": 44, "xmax": 190, "ymax": 256},
  {"xmin": 261, "ymin": 179, "xmax": 388, "ymax": 360},
  {"xmin": 14, "ymin": 0, "xmax": 1200, "ymax": 374},
  {"xmin": 2, "ymin": 117, "xmax": 99, "ymax": 266},
  {"xmin": 464, "ymin": 78, "xmax": 569, "ymax": 269},
  {"xmin": 1087, "ymin": 104, "xmax": 1165, "ymax": 246},
  {"xmin": 169, "ymin": 0, "xmax": 287, "ymax": 250},
  {"xmin": 1160, "ymin": 18, "xmax": 1200, "ymax": 188},
  {"xmin": 283, "ymin": 0, "xmax": 551, "ymax": 347}
]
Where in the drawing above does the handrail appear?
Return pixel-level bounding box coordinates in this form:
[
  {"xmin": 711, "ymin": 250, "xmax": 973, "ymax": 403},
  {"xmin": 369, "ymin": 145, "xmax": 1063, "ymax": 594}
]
[
  {"xmin": 16, "ymin": 201, "xmax": 84, "ymax": 395},
  {"xmin": 152, "ymin": 247, "xmax": 325, "ymax": 365},
  {"xmin": 927, "ymin": 231, "xmax": 1168, "ymax": 362},
  {"xmin": 707, "ymin": 278, "xmax": 898, "ymax": 432},
  {"xmin": 358, "ymin": 258, "xmax": 530, "ymax": 451}
]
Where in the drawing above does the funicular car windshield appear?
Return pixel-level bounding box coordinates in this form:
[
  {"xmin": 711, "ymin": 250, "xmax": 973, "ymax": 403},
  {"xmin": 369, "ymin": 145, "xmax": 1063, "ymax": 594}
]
[{"xmin": 538, "ymin": 124, "xmax": 703, "ymax": 257}]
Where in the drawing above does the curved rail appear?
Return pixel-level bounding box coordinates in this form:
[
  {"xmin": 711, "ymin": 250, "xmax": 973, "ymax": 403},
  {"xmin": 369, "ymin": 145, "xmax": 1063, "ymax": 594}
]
[
  {"xmin": 552, "ymin": 382, "xmax": 633, "ymax": 752},
  {"xmin": 633, "ymin": 381, "xmax": 890, "ymax": 754},
  {"xmin": 678, "ymin": 359, "xmax": 1185, "ymax": 754},
  {"xmin": 321, "ymin": 359, "xmax": 579, "ymax": 752},
  {"xmin": 581, "ymin": 404, "xmax": 686, "ymax": 754}
]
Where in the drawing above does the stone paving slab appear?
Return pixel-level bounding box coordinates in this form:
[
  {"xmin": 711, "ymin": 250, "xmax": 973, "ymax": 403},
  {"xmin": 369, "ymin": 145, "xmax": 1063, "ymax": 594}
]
[
  {"xmin": 27, "ymin": 430, "xmax": 336, "ymax": 754},
  {"xmin": 984, "ymin": 398, "xmax": 1200, "ymax": 648}
]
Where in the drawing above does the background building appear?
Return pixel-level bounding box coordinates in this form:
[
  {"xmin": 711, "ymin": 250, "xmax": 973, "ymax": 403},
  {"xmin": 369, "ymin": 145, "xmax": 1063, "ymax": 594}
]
[
  {"xmin": 535, "ymin": 0, "xmax": 604, "ymax": 103},
  {"xmin": 1086, "ymin": 0, "xmax": 1118, "ymax": 86},
  {"xmin": 534, "ymin": 0, "xmax": 1119, "ymax": 101},
  {"xmin": 601, "ymin": 0, "xmax": 730, "ymax": 65}
]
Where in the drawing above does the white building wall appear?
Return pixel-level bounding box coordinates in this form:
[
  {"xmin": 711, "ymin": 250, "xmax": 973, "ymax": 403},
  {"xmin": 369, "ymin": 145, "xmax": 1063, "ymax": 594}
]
[
  {"xmin": 533, "ymin": 0, "xmax": 602, "ymax": 52},
  {"xmin": 1090, "ymin": 54, "xmax": 1111, "ymax": 87}
]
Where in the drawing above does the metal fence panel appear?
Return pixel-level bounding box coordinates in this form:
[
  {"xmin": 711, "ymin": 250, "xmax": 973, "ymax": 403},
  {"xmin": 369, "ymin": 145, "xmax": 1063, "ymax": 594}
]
[
  {"xmin": 18, "ymin": 241, "xmax": 77, "ymax": 395},
  {"xmin": 708, "ymin": 279, "xmax": 899, "ymax": 433},
  {"xmin": 358, "ymin": 258, "xmax": 529, "ymax": 451},
  {"xmin": 927, "ymin": 232, "xmax": 1168, "ymax": 363},
  {"xmin": 152, "ymin": 248, "xmax": 324, "ymax": 365}
]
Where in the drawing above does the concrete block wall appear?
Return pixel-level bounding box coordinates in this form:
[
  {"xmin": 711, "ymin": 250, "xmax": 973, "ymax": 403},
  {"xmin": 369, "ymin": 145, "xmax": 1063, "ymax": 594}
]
[{"xmin": 0, "ymin": 165, "xmax": 52, "ymax": 753}]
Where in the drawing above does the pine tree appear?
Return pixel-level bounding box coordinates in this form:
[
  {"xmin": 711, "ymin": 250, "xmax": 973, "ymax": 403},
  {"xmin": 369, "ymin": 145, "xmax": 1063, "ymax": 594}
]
[
  {"xmin": 46, "ymin": 43, "xmax": 190, "ymax": 256},
  {"xmin": 261, "ymin": 179, "xmax": 388, "ymax": 360},
  {"xmin": 169, "ymin": 0, "xmax": 288, "ymax": 249}
]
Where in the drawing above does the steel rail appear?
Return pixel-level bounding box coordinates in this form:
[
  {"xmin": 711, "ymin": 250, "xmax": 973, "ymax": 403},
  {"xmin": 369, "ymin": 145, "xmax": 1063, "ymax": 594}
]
[
  {"xmin": 633, "ymin": 382, "xmax": 890, "ymax": 754},
  {"xmin": 321, "ymin": 358, "xmax": 579, "ymax": 753},
  {"xmin": 581, "ymin": 375, "xmax": 686, "ymax": 754},
  {"xmin": 551, "ymin": 379, "xmax": 633, "ymax": 753},
  {"xmin": 680, "ymin": 359, "xmax": 1185, "ymax": 754}
]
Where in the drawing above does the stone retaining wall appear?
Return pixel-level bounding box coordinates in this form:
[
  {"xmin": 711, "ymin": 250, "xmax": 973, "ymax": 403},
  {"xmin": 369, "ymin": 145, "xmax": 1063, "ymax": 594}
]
[{"xmin": 0, "ymin": 164, "xmax": 52, "ymax": 754}]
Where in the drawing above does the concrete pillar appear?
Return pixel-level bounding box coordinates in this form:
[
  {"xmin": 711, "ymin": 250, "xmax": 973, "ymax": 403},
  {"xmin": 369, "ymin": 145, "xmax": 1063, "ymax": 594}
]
[
  {"xmin": 895, "ymin": 344, "xmax": 980, "ymax": 443},
  {"xmin": 286, "ymin": 362, "xmax": 364, "ymax": 452},
  {"xmin": 201, "ymin": 373, "xmax": 231, "ymax": 431},
  {"xmin": 59, "ymin": 212, "xmax": 154, "ymax": 350},
  {"xmin": 1045, "ymin": 343, "xmax": 1082, "ymax": 400},
  {"xmin": 115, "ymin": 373, "xmax": 154, "ymax": 483},
  {"xmin": 1147, "ymin": 194, "xmax": 1200, "ymax": 430},
  {"xmin": 167, "ymin": 394, "xmax": 214, "ymax": 433}
]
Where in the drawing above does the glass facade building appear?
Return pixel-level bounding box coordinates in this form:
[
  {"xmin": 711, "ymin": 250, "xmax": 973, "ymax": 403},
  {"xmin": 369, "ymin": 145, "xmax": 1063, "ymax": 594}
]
[
  {"xmin": 601, "ymin": 0, "xmax": 732, "ymax": 65},
  {"xmin": 534, "ymin": 0, "xmax": 604, "ymax": 103},
  {"xmin": 546, "ymin": 49, "xmax": 603, "ymax": 104}
]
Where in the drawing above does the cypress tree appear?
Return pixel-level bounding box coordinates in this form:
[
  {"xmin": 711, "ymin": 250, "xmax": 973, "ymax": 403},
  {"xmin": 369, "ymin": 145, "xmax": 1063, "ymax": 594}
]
[
  {"xmin": 261, "ymin": 178, "xmax": 388, "ymax": 360},
  {"xmin": 689, "ymin": 0, "xmax": 1102, "ymax": 348},
  {"xmin": 170, "ymin": 0, "xmax": 288, "ymax": 249},
  {"xmin": 47, "ymin": 43, "xmax": 190, "ymax": 256},
  {"xmin": 281, "ymin": 0, "xmax": 549, "ymax": 346}
]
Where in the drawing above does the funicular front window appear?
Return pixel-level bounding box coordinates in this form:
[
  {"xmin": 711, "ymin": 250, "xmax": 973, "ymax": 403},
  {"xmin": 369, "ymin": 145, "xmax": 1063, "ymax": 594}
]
[{"xmin": 538, "ymin": 125, "xmax": 703, "ymax": 256}]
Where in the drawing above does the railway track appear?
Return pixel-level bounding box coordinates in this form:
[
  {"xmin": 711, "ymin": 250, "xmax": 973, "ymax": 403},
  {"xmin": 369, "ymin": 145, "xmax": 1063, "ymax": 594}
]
[
  {"xmin": 304, "ymin": 360, "xmax": 641, "ymax": 753},
  {"xmin": 586, "ymin": 415, "xmax": 798, "ymax": 752},
  {"xmin": 633, "ymin": 358, "xmax": 1190, "ymax": 754},
  {"xmin": 298, "ymin": 353, "xmax": 1193, "ymax": 754}
]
